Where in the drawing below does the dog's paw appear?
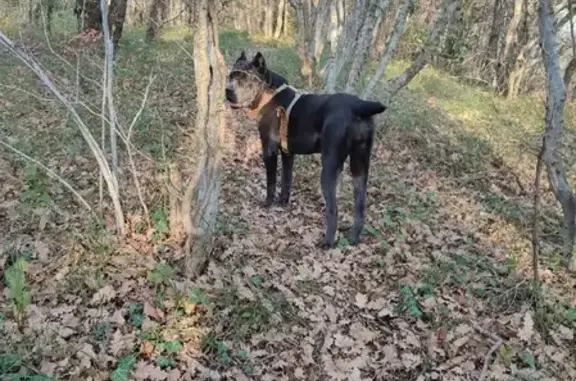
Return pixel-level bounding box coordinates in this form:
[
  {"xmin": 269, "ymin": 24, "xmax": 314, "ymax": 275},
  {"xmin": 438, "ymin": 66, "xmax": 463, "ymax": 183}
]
[
  {"xmin": 316, "ymin": 236, "xmax": 335, "ymax": 250},
  {"xmin": 263, "ymin": 196, "xmax": 275, "ymax": 208},
  {"xmin": 276, "ymin": 196, "xmax": 290, "ymax": 207}
]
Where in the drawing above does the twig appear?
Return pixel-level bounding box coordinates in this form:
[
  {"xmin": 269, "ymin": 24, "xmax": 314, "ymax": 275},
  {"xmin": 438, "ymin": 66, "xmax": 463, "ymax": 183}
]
[
  {"xmin": 471, "ymin": 321, "xmax": 504, "ymax": 381},
  {"xmin": 0, "ymin": 139, "xmax": 94, "ymax": 214},
  {"xmin": 477, "ymin": 338, "xmax": 504, "ymax": 381},
  {"xmin": 124, "ymin": 73, "xmax": 156, "ymax": 223},
  {"xmin": 0, "ymin": 32, "xmax": 125, "ymax": 234},
  {"xmin": 532, "ymin": 141, "xmax": 544, "ymax": 291}
]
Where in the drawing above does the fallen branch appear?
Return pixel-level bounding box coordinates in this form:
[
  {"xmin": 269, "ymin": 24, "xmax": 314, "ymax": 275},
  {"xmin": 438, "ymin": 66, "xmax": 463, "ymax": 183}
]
[{"xmin": 472, "ymin": 322, "xmax": 504, "ymax": 381}]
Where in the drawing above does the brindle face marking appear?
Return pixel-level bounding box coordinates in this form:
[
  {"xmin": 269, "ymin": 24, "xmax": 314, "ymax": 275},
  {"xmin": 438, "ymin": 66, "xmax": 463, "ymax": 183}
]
[{"xmin": 225, "ymin": 51, "xmax": 268, "ymax": 108}]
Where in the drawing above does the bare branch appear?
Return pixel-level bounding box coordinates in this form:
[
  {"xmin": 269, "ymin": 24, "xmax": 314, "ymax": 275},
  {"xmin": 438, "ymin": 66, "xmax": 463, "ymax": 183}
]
[{"xmin": 0, "ymin": 140, "xmax": 94, "ymax": 214}]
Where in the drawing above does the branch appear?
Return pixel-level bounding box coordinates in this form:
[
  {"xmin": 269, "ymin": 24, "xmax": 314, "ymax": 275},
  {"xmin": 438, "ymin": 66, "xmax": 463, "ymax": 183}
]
[
  {"xmin": 362, "ymin": 0, "xmax": 414, "ymax": 99},
  {"xmin": 0, "ymin": 140, "xmax": 94, "ymax": 214},
  {"xmin": 0, "ymin": 31, "xmax": 125, "ymax": 234},
  {"xmin": 384, "ymin": 0, "xmax": 458, "ymax": 101}
]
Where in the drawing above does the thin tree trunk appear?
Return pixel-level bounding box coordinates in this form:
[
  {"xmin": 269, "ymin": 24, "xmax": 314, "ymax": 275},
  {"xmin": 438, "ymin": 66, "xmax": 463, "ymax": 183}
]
[
  {"xmin": 146, "ymin": 0, "xmax": 167, "ymax": 41},
  {"xmin": 264, "ymin": 0, "xmax": 274, "ymax": 37},
  {"xmin": 538, "ymin": 0, "xmax": 576, "ymax": 270},
  {"xmin": 344, "ymin": 0, "xmax": 391, "ymax": 94},
  {"xmin": 273, "ymin": 0, "xmax": 285, "ymax": 38},
  {"xmin": 362, "ymin": 0, "xmax": 414, "ymax": 99},
  {"xmin": 170, "ymin": 0, "xmax": 226, "ymax": 278},
  {"xmin": 109, "ymin": 0, "xmax": 128, "ymax": 48},
  {"xmin": 384, "ymin": 0, "xmax": 458, "ymax": 101}
]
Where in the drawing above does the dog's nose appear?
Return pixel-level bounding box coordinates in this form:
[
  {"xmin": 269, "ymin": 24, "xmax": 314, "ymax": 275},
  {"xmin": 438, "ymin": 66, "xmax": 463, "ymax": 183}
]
[{"xmin": 225, "ymin": 88, "xmax": 236, "ymax": 102}]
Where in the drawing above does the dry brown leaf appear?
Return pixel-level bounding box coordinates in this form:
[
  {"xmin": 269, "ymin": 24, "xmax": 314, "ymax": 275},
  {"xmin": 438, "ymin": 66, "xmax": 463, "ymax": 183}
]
[
  {"xmin": 109, "ymin": 329, "xmax": 136, "ymax": 356},
  {"xmin": 354, "ymin": 293, "xmax": 368, "ymax": 309},
  {"xmin": 132, "ymin": 360, "xmax": 168, "ymax": 380},
  {"xmin": 518, "ymin": 310, "xmax": 534, "ymax": 342},
  {"xmin": 34, "ymin": 240, "xmax": 50, "ymax": 261},
  {"xmin": 89, "ymin": 285, "xmax": 116, "ymax": 306},
  {"xmin": 140, "ymin": 340, "xmax": 155, "ymax": 357},
  {"xmin": 144, "ymin": 301, "xmax": 165, "ymax": 320},
  {"xmin": 166, "ymin": 369, "xmax": 182, "ymax": 381},
  {"xmin": 349, "ymin": 322, "xmax": 377, "ymax": 343}
]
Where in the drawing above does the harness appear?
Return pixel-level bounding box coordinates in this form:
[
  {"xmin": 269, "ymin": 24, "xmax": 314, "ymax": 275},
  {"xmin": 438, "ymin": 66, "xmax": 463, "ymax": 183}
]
[{"xmin": 229, "ymin": 69, "xmax": 305, "ymax": 154}]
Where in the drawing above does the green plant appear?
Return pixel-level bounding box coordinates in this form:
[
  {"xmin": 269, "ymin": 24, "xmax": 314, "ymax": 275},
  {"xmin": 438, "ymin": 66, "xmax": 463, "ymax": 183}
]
[
  {"xmin": 111, "ymin": 355, "xmax": 137, "ymax": 381},
  {"xmin": 92, "ymin": 321, "xmax": 113, "ymax": 342},
  {"xmin": 128, "ymin": 303, "xmax": 145, "ymax": 329},
  {"xmin": 147, "ymin": 263, "xmax": 174, "ymax": 286},
  {"xmin": 20, "ymin": 165, "xmax": 51, "ymax": 207},
  {"xmin": 151, "ymin": 208, "xmax": 170, "ymax": 242},
  {"xmin": 0, "ymin": 353, "xmax": 56, "ymax": 380},
  {"xmin": 4, "ymin": 257, "xmax": 30, "ymax": 330}
]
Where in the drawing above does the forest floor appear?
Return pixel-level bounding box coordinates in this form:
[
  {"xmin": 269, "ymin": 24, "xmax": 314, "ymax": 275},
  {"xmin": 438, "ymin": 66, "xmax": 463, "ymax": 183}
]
[{"xmin": 1, "ymin": 21, "xmax": 576, "ymax": 381}]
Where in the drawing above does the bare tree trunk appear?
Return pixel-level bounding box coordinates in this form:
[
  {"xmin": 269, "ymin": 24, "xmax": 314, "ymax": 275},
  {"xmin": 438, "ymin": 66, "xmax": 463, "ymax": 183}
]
[
  {"xmin": 383, "ymin": 0, "xmax": 458, "ymax": 101},
  {"xmin": 344, "ymin": 0, "xmax": 391, "ymax": 94},
  {"xmin": 497, "ymin": 0, "xmax": 528, "ymax": 95},
  {"xmin": 537, "ymin": 0, "xmax": 576, "ymax": 270},
  {"xmin": 273, "ymin": 0, "xmax": 285, "ymax": 38},
  {"xmin": 362, "ymin": 0, "xmax": 414, "ymax": 99},
  {"xmin": 483, "ymin": 0, "xmax": 504, "ymax": 84},
  {"xmin": 146, "ymin": 0, "xmax": 168, "ymax": 41},
  {"xmin": 169, "ymin": 0, "xmax": 226, "ymax": 278},
  {"xmin": 324, "ymin": 0, "xmax": 367, "ymax": 92},
  {"xmin": 109, "ymin": 0, "xmax": 128, "ymax": 48},
  {"xmin": 84, "ymin": 0, "xmax": 103, "ymax": 31},
  {"xmin": 264, "ymin": 0, "xmax": 274, "ymax": 37}
]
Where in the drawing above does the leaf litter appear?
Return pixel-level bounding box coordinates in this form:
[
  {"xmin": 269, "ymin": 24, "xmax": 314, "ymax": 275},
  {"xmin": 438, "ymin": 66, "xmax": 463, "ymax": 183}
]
[{"xmin": 0, "ymin": 41, "xmax": 575, "ymax": 381}]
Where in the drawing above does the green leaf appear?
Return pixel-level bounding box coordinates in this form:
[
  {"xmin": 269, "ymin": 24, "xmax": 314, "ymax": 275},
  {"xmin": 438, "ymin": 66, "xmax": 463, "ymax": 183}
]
[
  {"xmin": 521, "ymin": 349, "xmax": 536, "ymax": 369},
  {"xmin": 250, "ymin": 276, "xmax": 262, "ymax": 286},
  {"xmin": 364, "ymin": 226, "xmax": 380, "ymax": 237},
  {"xmin": 147, "ymin": 263, "xmax": 174, "ymax": 286},
  {"xmin": 567, "ymin": 307, "xmax": 576, "ymax": 323},
  {"xmin": 111, "ymin": 355, "xmax": 137, "ymax": 381},
  {"xmin": 338, "ymin": 237, "xmax": 349, "ymax": 248},
  {"xmin": 155, "ymin": 355, "xmax": 175, "ymax": 369},
  {"xmin": 164, "ymin": 340, "xmax": 183, "ymax": 354}
]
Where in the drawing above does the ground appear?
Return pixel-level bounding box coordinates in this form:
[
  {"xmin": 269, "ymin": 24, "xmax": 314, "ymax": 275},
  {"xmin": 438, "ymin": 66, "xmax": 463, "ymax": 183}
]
[{"xmin": 1, "ymin": 18, "xmax": 576, "ymax": 381}]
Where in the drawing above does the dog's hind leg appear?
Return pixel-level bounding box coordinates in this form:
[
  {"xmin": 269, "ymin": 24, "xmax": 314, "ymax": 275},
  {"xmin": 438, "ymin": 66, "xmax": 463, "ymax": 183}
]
[
  {"xmin": 278, "ymin": 152, "xmax": 294, "ymax": 206},
  {"xmin": 348, "ymin": 130, "xmax": 374, "ymax": 245},
  {"xmin": 320, "ymin": 151, "xmax": 346, "ymax": 248}
]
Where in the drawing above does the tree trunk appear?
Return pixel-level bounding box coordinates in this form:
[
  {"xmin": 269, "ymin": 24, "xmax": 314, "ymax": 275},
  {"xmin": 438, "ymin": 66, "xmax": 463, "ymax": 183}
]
[
  {"xmin": 273, "ymin": 0, "xmax": 285, "ymax": 38},
  {"xmin": 344, "ymin": 0, "xmax": 391, "ymax": 94},
  {"xmin": 484, "ymin": 0, "xmax": 505, "ymax": 86},
  {"xmin": 323, "ymin": 0, "xmax": 367, "ymax": 92},
  {"xmin": 497, "ymin": 0, "xmax": 529, "ymax": 95},
  {"xmin": 169, "ymin": 0, "xmax": 226, "ymax": 278},
  {"xmin": 109, "ymin": 0, "xmax": 128, "ymax": 48},
  {"xmin": 362, "ymin": 0, "xmax": 414, "ymax": 99},
  {"xmin": 146, "ymin": 0, "xmax": 167, "ymax": 41},
  {"xmin": 83, "ymin": 0, "xmax": 103, "ymax": 31},
  {"xmin": 264, "ymin": 0, "xmax": 274, "ymax": 37},
  {"xmin": 383, "ymin": 0, "xmax": 458, "ymax": 102},
  {"xmin": 538, "ymin": 0, "xmax": 576, "ymax": 270}
]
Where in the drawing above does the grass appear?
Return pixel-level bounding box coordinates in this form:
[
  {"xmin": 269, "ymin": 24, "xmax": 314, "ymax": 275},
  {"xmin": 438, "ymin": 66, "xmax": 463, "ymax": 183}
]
[{"xmin": 1, "ymin": 11, "xmax": 576, "ymax": 380}]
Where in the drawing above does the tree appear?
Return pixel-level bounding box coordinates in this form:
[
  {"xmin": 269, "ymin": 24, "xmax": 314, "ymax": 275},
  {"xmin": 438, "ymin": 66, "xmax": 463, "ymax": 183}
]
[
  {"xmin": 146, "ymin": 0, "xmax": 168, "ymax": 41},
  {"xmin": 537, "ymin": 0, "xmax": 576, "ymax": 270},
  {"xmin": 168, "ymin": 0, "xmax": 226, "ymax": 278},
  {"xmin": 289, "ymin": 0, "xmax": 335, "ymax": 86}
]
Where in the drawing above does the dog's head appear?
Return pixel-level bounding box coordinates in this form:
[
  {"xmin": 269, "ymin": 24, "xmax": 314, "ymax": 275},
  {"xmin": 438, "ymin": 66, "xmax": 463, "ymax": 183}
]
[{"xmin": 225, "ymin": 51, "xmax": 268, "ymax": 109}]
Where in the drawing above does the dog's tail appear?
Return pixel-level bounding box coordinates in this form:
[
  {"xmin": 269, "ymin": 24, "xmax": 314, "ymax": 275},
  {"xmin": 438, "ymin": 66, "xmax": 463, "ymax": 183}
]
[{"xmin": 351, "ymin": 100, "xmax": 387, "ymax": 118}]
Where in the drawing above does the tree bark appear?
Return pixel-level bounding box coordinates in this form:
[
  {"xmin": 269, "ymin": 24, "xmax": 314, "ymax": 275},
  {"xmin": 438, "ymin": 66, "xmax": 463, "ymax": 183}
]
[
  {"xmin": 537, "ymin": 0, "xmax": 576, "ymax": 270},
  {"xmin": 146, "ymin": 0, "xmax": 168, "ymax": 41},
  {"xmin": 264, "ymin": 0, "xmax": 274, "ymax": 37},
  {"xmin": 109, "ymin": 0, "xmax": 128, "ymax": 48},
  {"xmin": 384, "ymin": 0, "xmax": 458, "ymax": 101},
  {"xmin": 362, "ymin": 0, "xmax": 414, "ymax": 99},
  {"xmin": 324, "ymin": 0, "xmax": 367, "ymax": 92},
  {"xmin": 273, "ymin": 0, "xmax": 285, "ymax": 38},
  {"xmin": 344, "ymin": 0, "xmax": 391, "ymax": 94},
  {"xmin": 169, "ymin": 0, "xmax": 226, "ymax": 278}
]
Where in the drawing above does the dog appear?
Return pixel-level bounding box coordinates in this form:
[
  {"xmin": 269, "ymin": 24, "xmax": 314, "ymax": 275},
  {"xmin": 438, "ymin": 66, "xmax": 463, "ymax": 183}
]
[{"xmin": 225, "ymin": 51, "xmax": 387, "ymax": 248}]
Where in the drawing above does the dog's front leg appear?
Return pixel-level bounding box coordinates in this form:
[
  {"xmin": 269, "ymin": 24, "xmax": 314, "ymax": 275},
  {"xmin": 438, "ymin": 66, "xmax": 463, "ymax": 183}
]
[
  {"xmin": 278, "ymin": 152, "xmax": 294, "ymax": 206},
  {"xmin": 262, "ymin": 150, "xmax": 278, "ymax": 207}
]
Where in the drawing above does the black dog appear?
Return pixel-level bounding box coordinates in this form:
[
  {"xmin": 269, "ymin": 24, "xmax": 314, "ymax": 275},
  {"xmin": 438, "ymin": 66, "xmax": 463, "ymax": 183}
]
[{"xmin": 226, "ymin": 51, "xmax": 386, "ymax": 248}]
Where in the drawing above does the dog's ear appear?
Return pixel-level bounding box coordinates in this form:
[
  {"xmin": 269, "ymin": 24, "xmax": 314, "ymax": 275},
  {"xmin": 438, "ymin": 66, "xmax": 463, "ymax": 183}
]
[
  {"xmin": 252, "ymin": 52, "xmax": 266, "ymax": 72},
  {"xmin": 236, "ymin": 50, "xmax": 247, "ymax": 63}
]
